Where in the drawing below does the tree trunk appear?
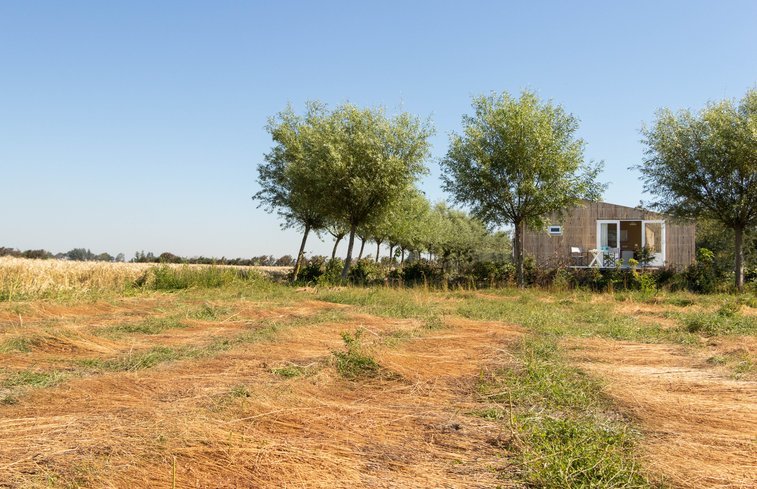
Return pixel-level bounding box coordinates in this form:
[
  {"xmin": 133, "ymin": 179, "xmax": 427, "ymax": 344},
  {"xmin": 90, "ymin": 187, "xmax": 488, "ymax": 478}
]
[
  {"xmin": 514, "ymin": 219, "xmax": 524, "ymax": 287},
  {"xmin": 400, "ymin": 249, "xmax": 405, "ymax": 265},
  {"xmin": 340, "ymin": 224, "xmax": 357, "ymax": 279},
  {"xmin": 357, "ymin": 237, "xmax": 366, "ymax": 260},
  {"xmin": 375, "ymin": 240, "xmax": 383, "ymax": 263},
  {"xmin": 292, "ymin": 224, "xmax": 310, "ymax": 282},
  {"xmin": 389, "ymin": 244, "xmax": 395, "ymax": 264},
  {"xmin": 331, "ymin": 235, "xmax": 343, "ymax": 260},
  {"xmin": 734, "ymin": 224, "xmax": 745, "ymax": 290}
]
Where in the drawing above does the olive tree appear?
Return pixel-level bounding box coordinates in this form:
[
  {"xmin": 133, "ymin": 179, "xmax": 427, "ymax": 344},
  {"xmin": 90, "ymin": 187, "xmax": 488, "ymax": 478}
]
[
  {"xmin": 638, "ymin": 89, "xmax": 756, "ymax": 289},
  {"xmin": 441, "ymin": 90, "xmax": 604, "ymax": 286}
]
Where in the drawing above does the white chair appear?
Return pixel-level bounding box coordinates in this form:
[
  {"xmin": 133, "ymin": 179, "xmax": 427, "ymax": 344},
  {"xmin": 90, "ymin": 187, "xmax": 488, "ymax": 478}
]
[{"xmin": 570, "ymin": 247, "xmax": 584, "ymax": 266}]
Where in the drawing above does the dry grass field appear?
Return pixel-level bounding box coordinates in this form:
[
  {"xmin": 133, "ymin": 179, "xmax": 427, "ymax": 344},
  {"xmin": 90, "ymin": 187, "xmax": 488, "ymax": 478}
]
[{"xmin": 0, "ymin": 259, "xmax": 755, "ymax": 488}]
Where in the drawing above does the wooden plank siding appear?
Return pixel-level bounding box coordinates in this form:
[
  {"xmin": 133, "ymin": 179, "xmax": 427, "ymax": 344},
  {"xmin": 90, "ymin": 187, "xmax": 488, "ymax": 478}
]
[{"xmin": 522, "ymin": 201, "xmax": 696, "ymax": 269}]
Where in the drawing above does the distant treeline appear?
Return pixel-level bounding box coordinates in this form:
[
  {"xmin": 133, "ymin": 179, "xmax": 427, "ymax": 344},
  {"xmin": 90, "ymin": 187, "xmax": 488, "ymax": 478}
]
[
  {"xmin": 0, "ymin": 247, "xmax": 124, "ymax": 262},
  {"xmin": 131, "ymin": 251, "xmax": 295, "ymax": 267},
  {"xmin": 0, "ymin": 247, "xmax": 295, "ymax": 267}
]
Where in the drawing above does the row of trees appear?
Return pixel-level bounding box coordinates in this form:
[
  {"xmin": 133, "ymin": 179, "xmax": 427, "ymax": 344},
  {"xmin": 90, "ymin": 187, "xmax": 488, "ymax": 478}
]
[
  {"xmin": 255, "ymin": 93, "xmax": 604, "ymax": 285},
  {"xmin": 254, "ymin": 103, "xmax": 435, "ymax": 281},
  {"xmin": 637, "ymin": 88, "xmax": 756, "ymax": 290},
  {"xmin": 131, "ymin": 251, "xmax": 296, "ymax": 267},
  {"xmin": 257, "ymin": 88, "xmax": 755, "ymax": 290},
  {"xmin": 0, "ymin": 247, "xmax": 126, "ymax": 262}
]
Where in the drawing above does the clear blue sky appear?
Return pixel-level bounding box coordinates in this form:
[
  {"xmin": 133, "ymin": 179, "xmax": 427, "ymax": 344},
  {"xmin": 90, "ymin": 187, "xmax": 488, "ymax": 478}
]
[{"xmin": 1, "ymin": 1, "xmax": 755, "ymax": 259}]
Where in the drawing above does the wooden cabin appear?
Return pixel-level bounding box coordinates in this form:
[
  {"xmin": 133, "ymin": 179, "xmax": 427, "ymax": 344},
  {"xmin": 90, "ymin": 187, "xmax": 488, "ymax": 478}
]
[{"xmin": 522, "ymin": 201, "xmax": 696, "ymax": 269}]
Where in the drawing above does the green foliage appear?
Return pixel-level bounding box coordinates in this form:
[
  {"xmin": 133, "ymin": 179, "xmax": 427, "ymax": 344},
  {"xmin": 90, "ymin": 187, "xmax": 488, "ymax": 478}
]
[
  {"xmin": 681, "ymin": 248, "xmax": 722, "ymax": 293},
  {"xmin": 271, "ymin": 365, "xmax": 307, "ymax": 378},
  {"xmin": 441, "ymin": 90, "xmax": 605, "ymax": 285},
  {"xmin": 517, "ymin": 416, "xmax": 647, "ymax": 488},
  {"xmin": 2, "ymin": 370, "xmax": 67, "ymax": 389},
  {"xmin": 0, "ymin": 335, "xmax": 41, "ymax": 353},
  {"xmin": 136, "ymin": 265, "xmax": 261, "ymax": 290},
  {"xmin": 477, "ymin": 335, "xmax": 650, "ymax": 487},
  {"xmin": 332, "ymin": 329, "xmax": 381, "ymax": 379},
  {"xmin": 348, "ymin": 258, "xmax": 386, "ymax": 285},
  {"xmin": 97, "ymin": 317, "xmax": 187, "ymax": 337},
  {"xmin": 638, "ymin": 88, "xmax": 757, "ymax": 289},
  {"xmin": 682, "ymin": 311, "xmax": 755, "ymax": 336}
]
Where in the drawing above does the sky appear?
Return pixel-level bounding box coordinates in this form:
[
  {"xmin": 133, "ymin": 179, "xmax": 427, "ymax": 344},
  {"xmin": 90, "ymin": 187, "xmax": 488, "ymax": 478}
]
[{"xmin": 1, "ymin": 1, "xmax": 755, "ymax": 259}]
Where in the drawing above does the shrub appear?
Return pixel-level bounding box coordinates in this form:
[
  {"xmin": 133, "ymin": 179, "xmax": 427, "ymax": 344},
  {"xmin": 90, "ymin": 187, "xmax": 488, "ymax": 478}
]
[
  {"xmin": 332, "ymin": 329, "xmax": 380, "ymax": 379},
  {"xmin": 401, "ymin": 260, "xmax": 440, "ymax": 286},
  {"xmin": 296, "ymin": 256, "xmax": 327, "ymax": 283},
  {"xmin": 681, "ymin": 248, "xmax": 722, "ymax": 293},
  {"xmin": 348, "ymin": 259, "xmax": 387, "ymax": 285}
]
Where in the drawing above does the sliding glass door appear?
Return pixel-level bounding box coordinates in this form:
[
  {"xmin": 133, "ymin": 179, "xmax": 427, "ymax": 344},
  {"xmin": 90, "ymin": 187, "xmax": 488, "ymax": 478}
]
[
  {"xmin": 641, "ymin": 221, "xmax": 665, "ymax": 266},
  {"xmin": 596, "ymin": 220, "xmax": 620, "ymax": 265}
]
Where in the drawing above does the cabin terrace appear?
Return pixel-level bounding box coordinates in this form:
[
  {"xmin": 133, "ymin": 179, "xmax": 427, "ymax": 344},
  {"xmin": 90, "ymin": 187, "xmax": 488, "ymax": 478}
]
[{"xmin": 522, "ymin": 201, "xmax": 696, "ymax": 270}]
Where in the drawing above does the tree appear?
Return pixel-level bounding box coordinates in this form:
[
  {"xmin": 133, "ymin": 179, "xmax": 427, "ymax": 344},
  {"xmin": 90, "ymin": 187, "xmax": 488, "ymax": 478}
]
[
  {"xmin": 441, "ymin": 90, "xmax": 604, "ymax": 286},
  {"xmin": 254, "ymin": 104, "xmax": 330, "ymax": 281},
  {"xmin": 638, "ymin": 89, "xmax": 756, "ymax": 289},
  {"xmin": 314, "ymin": 104, "xmax": 434, "ymax": 278}
]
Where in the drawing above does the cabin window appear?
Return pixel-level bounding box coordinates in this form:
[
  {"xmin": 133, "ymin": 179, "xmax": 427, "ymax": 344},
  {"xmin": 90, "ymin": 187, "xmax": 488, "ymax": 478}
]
[{"xmin": 547, "ymin": 225, "xmax": 562, "ymax": 236}]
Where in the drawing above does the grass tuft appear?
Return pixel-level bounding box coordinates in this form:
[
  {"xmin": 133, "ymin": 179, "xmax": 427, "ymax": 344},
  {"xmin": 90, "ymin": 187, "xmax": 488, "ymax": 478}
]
[{"xmin": 332, "ymin": 329, "xmax": 381, "ymax": 380}]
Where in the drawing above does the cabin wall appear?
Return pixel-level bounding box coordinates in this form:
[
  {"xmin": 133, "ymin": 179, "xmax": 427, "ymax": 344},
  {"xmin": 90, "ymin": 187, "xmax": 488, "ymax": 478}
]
[{"xmin": 522, "ymin": 202, "xmax": 695, "ymax": 269}]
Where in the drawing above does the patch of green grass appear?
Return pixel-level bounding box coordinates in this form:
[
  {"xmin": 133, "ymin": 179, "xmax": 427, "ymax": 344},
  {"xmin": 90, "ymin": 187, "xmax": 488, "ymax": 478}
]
[
  {"xmin": 423, "ymin": 314, "xmax": 445, "ymax": 330},
  {"xmin": 516, "ymin": 416, "xmax": 647, "ymax": 488},
  {"xmin": 456, "ymin": 293, "xmax": 702, "ymax": 345},
  {"xmin": 665, "ymin": 297, "xmax": 695, "ymax": 307},
  {"xmin": 79, "ymin": 346, "xmax": 184, "ymax": 371},
  {"xmin": 682, "ymin": 312, "xmax": 755, "ymax": 336},
  {"xmin": 2, "ymin": 370, "xmax": 67, "ymax": 389},
  {"xmin": 476, "ymin": 334, "xmax": 653, "ymax": 487},
  {"xmin": 332, "ymin": 329, "xmax": 381, "ymax": 380},
  {"xmin": 317, "ymin": 287, "xmax": 443, "ymax": 319},
  {"xmin": 271, "ymin": 365, "xmax": 307, "ymax": 378},
  {"xmin": 137, "ymin": 265, "xmax": 265, "ymax": 291},
  {"xmin": 187, "ymin": 303, "xmax": 232, "ymax": 320},
  {"xmin": 96, "ymin": 317, "xmax": 187, "ymax": 337},
  {"xmin": 0, "ymin": 335, "xmax": 41, "ymax": 353},
  {"xmin": 467, "ymin": 407, "xmax": 506, "ymax": 421}
]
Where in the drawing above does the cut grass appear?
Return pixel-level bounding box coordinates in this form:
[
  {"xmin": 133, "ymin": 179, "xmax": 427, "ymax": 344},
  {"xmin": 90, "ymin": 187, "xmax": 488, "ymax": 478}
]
[
  {"xmin": 95, "ymin": 317, "xmax": 188, "ymax": 337},
  {"xmin": 0, "ymin": 335, "xmax": 41, "ymax": 353},
  {"xmin": 2, "ymin": 370, "xmax": 68, "ymax": 389}
]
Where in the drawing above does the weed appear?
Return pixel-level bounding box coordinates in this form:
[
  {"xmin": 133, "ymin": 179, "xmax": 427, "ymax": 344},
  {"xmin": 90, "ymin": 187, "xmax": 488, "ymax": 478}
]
[
  {"xmin": 272, "ymin": 365, "xmax": 307, "ymax": 378},
  {"xmin": 333, "ymin": 329, "xmax": 381, "ymax": 379},
  {"xmin": 228, "ymin": 384, "xmax": 251, "ymax": 398}
]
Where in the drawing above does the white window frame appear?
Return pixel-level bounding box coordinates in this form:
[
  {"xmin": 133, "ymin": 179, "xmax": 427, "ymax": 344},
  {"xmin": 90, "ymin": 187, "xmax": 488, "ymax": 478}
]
[{"xmin": 641, "ymin": 220, "xmax": 666, "ymax": 267}]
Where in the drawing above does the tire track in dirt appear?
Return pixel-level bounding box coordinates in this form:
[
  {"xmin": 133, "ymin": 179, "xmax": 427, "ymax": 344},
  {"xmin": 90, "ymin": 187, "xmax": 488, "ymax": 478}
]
[
  {"xmin": 0, "ymin": 308, "xmax": 523, "ymax": 488},
  {"xmin": 566, "ymin": 338, "xmax": 757, "ymax": 489}
]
